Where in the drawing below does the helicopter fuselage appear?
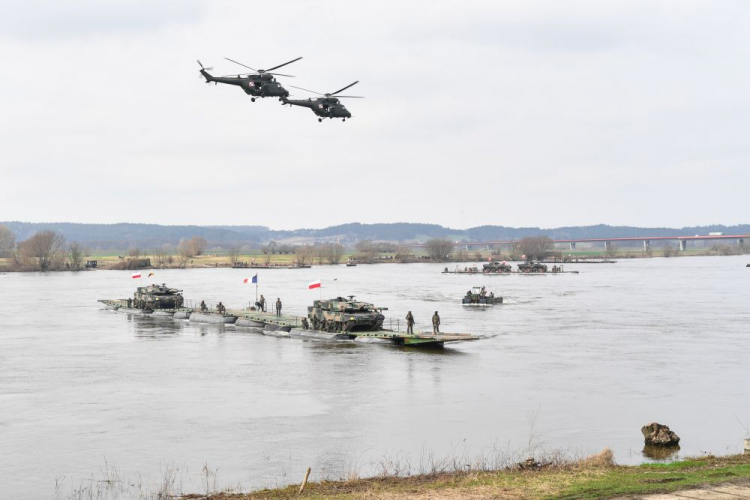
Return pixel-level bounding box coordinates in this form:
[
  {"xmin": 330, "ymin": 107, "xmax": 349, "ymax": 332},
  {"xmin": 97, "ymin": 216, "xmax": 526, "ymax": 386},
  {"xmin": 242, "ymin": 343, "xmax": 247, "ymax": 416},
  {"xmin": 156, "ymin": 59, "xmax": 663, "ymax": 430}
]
[
  {"xmin": 282, "ymin": 97, "xmax": 352, "ymax": 119},
  {"xmin": 200, "ymin": 70, "xmax": 289, "ymax": 98}
]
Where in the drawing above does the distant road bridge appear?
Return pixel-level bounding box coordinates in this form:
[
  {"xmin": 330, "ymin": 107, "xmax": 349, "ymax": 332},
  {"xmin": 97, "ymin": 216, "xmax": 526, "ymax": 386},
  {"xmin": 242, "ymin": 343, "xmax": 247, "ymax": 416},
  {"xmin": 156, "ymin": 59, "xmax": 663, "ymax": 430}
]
[{"xmin": 415, "ymin": 234, "xmax": 749, "ymax": 252}]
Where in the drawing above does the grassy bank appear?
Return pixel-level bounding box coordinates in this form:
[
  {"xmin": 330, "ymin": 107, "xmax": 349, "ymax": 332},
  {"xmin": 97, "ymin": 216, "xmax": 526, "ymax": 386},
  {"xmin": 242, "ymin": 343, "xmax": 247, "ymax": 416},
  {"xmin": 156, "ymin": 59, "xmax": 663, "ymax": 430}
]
[{"xmin": 182, "ymin": 453, "xmax": 750, "ymax": 499}]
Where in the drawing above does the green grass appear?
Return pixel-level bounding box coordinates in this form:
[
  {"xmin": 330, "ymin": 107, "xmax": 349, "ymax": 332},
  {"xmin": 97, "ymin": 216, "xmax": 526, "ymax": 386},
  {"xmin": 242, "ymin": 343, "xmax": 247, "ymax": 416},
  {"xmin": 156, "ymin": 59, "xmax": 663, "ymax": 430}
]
[{"xmin": 180, "ymin": 453, "xmax": 750, "ymax": 499}]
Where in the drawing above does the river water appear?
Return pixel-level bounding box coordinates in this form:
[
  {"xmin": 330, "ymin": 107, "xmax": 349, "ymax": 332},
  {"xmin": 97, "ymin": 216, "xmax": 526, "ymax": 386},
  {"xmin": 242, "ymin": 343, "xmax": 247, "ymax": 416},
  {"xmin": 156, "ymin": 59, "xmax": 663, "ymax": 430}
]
[{"xmin": 1, "ymin": 256, "xmax": 749, "ymax": 498}]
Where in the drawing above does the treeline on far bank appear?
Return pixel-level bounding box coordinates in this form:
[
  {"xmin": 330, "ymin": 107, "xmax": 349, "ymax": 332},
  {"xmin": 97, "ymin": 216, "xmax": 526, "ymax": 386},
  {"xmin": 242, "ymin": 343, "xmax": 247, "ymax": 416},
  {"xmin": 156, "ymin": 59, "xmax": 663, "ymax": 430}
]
[{"xmin": 1, "ymin": 225, "xmax": 747, "ymax": 273}]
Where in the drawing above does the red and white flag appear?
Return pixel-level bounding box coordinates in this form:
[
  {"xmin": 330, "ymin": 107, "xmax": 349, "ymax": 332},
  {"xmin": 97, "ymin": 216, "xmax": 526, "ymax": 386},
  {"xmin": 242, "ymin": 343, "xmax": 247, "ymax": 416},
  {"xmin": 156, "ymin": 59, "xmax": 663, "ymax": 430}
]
[
  {"xmin": 132, "ymin": 272, "xmax": 141, "ymax": 279},
  {"xmin": 243, "ymin": 278, "xmax": 249, "ymax": 284},
  {"xmin": 308, "ymin": 280, "xmax": 321, "ymax": 289}
]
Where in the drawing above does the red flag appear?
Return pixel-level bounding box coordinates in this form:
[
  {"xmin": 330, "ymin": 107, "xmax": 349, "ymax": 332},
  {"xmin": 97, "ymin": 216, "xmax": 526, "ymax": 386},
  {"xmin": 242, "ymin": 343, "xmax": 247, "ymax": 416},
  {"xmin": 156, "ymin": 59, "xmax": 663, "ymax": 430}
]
[
  {"xmin": 132, "ymin": 273, "xmax": 141, "ymax": 279},
  {"xmin": 243, "ymin": 278, "xmax": 249, "ymax": 284},
  {"xmin": 308, "ymin": 280, "xmax": 321, "ymax": 289}
]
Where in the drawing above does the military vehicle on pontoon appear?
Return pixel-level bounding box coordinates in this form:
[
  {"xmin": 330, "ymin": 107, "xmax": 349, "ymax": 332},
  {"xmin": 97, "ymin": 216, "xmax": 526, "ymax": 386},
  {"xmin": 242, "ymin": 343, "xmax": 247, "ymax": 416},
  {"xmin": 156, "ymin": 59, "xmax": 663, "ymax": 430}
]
[
  {"xmin": 132, "ymin": 284, "xmax": 184, "ymax": 310},
  {"xmin": 308, "ymin": 296, "xmax": 387, "ymax": 332},
  {"xmin": 517, "ymin": 261, "xmax": 548, "ymax": 273},
  {"xmin": 483, "ymin": 261, "xmax": 512, "ymax": 273}
]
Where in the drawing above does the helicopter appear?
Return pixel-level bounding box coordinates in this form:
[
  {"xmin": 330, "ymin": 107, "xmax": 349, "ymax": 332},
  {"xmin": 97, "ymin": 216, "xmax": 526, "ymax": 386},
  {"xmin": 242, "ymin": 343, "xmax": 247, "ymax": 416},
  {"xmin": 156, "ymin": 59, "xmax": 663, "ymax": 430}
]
[
  {"xmin": 197, "ymin": 57, "xmax": 302, "ymax": 101},
  {"xmin": 282, "ymin": 81, "xmax": 362, "ymax": 122}
]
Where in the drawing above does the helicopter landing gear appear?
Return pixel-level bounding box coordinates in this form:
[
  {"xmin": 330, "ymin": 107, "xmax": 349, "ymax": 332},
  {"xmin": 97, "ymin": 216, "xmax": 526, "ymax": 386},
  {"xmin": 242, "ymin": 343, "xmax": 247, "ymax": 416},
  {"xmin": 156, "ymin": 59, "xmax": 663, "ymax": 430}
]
[
  {"xmin": 342, "ymin": 119, "xmax": 346, "ymax": 122},
  {"xmin": 318, "ymin": 118, "xmax": 322, "ymax": 122},
  {"xmin": 251, "ymin": 98, "xmax": 256, "ymax": 102}
]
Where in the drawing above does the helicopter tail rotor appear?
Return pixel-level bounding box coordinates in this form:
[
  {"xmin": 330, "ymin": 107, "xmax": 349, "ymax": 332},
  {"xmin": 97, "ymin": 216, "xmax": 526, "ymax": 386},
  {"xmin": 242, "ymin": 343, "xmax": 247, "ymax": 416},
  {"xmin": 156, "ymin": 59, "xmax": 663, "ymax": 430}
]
[
  {"xmin": 197, "ymin": 60, "xmax": 214, "ymax": 82},
  {"xmin": 196, "ymin": 60, "xmax": 213, "ymax": 72}
]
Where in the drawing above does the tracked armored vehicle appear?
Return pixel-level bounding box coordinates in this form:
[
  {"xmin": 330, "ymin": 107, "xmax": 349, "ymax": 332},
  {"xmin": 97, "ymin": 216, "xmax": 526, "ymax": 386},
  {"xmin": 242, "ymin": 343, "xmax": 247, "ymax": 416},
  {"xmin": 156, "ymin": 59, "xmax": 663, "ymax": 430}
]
[
  {"xmin": 517, "ymin": 262, "xmax": 548, "ymax": 273},
  {"xmin": 308, "ymin": 296, "xmax": 386, "ymax": 333},
  {"xmin": 483, "ymin": 261, "xmax": 512, "ymax": 273},
  {"xmin": 133, "ymin": 284, "xmax": 184, "ymax": 310}
]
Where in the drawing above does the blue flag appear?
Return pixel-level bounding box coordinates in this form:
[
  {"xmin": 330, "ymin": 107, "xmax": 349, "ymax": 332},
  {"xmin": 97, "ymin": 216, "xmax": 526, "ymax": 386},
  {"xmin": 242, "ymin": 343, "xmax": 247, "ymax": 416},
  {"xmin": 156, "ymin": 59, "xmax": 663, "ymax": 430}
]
[{"xmin": 251, "ymin": 274, "xmax": 258, "ymax": 284}]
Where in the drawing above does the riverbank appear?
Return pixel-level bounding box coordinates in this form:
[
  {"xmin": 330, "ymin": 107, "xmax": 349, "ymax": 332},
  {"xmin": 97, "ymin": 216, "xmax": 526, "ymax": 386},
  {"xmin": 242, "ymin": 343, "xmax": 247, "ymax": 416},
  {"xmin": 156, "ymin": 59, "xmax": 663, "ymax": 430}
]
[
  {"xmin": 2, "ymin": 247, "xmax": 748, "ymax": 273},
  {"xmin": 182, "ymin": 453, "xmax": 750, "ymax": 499}
]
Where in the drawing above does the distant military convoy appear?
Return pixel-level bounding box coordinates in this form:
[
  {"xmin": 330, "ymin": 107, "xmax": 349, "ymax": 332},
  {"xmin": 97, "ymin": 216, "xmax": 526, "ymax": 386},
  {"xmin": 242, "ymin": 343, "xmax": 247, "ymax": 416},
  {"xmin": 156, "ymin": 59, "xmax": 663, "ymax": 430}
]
[{"xmin": 443, "ymin": 261, "xmax": 578, "ymax": 275}]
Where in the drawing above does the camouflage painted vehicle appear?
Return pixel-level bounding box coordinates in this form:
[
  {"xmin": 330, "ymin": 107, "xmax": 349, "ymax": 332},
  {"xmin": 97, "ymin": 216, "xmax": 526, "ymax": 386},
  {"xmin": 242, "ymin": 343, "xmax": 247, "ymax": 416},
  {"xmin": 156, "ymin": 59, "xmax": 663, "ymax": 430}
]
[
  {"xmin": 133, "ymin": 284, "xmax": 184, "ymax": 310},
  {"xmin": 517, "ymin": 261, "xmax": 548, "ymax": 273},
  {"xmin": 308, "ymin": 296, "xmax": 387, "ymax": 332},
  {"xmin": 483, "ymin": 261, "xmax": 512, "ymax": 273},
  {"xmin": 462, "ymin": 286, "xmax": 503, "ymax": 305}
]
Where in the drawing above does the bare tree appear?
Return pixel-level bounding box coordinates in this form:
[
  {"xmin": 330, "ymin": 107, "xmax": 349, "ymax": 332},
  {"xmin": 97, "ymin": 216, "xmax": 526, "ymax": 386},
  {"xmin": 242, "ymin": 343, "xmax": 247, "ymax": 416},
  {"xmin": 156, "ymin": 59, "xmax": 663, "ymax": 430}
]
[
  {"xmin": 0, "ymin": 225, "xmax": 15, "ymax": 258},
  {"xmin": 605, "ymin": 243, "xmax": 618, "ymax": 258},
  {"xmin": 68, "ymin": 242, "xmax": 85, "ymax": 270},
  {"xmin": 153, "ymin": 246, "xmax": 170, "ymax": 269},
  {"xmin": 227, "ymin": 245, "xmax": 241, "ymax": 265},
  {"xmin": 662, "ymin": 243, "xmax": 676, "ymax": 258},
  {"xmin": 517, "ymin": 236, "xmax": 553, "ymax": 262},
  {"xmin": 424, "ymin": 238, "xmax": 455, "ymax": 261},
  {"xmin": 19, "ymin": 230, "xmax": 66, "ymax": 271},
  {"xmin": 187, "ymin": 236, "xmax": 208, "ymax": 256},
  {"xmin": 394, "ymin": 245, "xmax": 415, "ymax": 263},
  {"xmin": 177, "ymin": 237, "xmax": 208, "ymax": 259},
  {"xmin": 127, "ymin": 247, "xmax": 141, "ymax": 258},
  {"xmin": 313, "ymin": 245, "xmax": 326, "ymax": 265},
  {"xmin": 295, "ymin": 245, "xmax": 313, "ymax": 266},
  {"xmin": 324, "ymin": 243, "xmax": 345, "ymax": 265}
]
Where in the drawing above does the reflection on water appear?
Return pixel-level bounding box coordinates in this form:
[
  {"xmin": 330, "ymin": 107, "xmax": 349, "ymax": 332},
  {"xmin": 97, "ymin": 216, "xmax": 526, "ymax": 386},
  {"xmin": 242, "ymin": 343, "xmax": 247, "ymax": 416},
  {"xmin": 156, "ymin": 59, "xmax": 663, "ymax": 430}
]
[
  {"xmin": 643, "ymin": 444, "xmax": 681, "ymax": 460},
  {"xmin": 1, "ymin": 256, "xmax": 750, "ymax": 498}
]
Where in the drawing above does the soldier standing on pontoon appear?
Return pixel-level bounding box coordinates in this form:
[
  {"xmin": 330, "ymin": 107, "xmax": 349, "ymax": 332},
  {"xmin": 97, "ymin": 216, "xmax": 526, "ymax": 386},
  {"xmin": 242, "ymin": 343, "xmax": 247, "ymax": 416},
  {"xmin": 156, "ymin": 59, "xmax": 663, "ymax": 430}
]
[
  {"xmin": 432, "ymin": 311, "xmax": 441, "ymax": 334},
  {"xmin": 405, "ymin": 311, "xmax": 415, "ymax": 334}
]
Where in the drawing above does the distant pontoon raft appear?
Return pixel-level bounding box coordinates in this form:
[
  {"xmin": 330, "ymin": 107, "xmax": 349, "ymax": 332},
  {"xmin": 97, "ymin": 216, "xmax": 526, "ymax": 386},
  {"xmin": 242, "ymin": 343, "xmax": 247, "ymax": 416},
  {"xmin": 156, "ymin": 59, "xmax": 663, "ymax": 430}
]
[{"xmin": 443, "ymin": 261, "xmax": 579, "ymax": 275}]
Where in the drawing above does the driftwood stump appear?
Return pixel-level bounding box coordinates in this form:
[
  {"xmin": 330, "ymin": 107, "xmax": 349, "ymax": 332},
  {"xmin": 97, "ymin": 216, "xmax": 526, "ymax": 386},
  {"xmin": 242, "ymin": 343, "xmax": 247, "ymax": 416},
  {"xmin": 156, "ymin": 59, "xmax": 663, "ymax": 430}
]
[{"xmin": 641, "ymin": 422, "xmax": 680, "ymax": 447}]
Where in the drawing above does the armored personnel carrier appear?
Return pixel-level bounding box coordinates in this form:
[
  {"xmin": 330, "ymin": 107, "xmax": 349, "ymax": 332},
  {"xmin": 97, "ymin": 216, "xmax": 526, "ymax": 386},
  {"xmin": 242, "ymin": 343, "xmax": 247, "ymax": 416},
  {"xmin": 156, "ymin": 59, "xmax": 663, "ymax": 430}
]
[
  {"xmin": 517, "ymin": 261, "xmax": 548, "ymax": 273},
  {"xmin": 483, "ymin": 261, "xmax": 512, "ymax": 273},
  {"xmin": 133, "ymin": 283, "xmax": 184, "ymax": 310},
  {"xmin": 462, "ymin": 286, "xmax": 503, "ymax": 305},
  {"xmin": 308, "ymin": 296, "xmax": 386, "ymax": 332}
]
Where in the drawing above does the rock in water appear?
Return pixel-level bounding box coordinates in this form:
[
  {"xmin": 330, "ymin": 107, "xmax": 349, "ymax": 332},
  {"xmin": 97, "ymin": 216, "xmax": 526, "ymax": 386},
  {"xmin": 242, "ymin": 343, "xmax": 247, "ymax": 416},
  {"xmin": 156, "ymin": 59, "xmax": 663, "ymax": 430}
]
[{"xmin": 641, "ymin": 422, "xmax": 680, "ymax": 447}]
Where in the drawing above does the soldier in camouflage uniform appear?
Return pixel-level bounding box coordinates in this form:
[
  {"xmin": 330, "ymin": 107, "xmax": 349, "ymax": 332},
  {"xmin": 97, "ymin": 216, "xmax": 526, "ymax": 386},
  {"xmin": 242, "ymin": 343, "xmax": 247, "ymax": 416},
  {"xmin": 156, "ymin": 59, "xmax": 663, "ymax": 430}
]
[
  {"xmin": 405, "ymin": 311, "xmax": 415, "ymax": 334},
  {"xmin": 432, "ymin": 311, "xmax": 440, "ymax": 334}
]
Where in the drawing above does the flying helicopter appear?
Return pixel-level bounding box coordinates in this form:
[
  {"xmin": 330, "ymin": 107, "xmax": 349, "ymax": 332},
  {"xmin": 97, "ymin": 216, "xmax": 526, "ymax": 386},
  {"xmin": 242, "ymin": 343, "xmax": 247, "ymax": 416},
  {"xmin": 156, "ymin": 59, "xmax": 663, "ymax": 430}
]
[
  {"xmin": 197, "ymin": 57, "xmax": 302, "ymax": 101},
  {"xmin": 282, "ymin": 81, "xmax": 362, "ymax": 122}
]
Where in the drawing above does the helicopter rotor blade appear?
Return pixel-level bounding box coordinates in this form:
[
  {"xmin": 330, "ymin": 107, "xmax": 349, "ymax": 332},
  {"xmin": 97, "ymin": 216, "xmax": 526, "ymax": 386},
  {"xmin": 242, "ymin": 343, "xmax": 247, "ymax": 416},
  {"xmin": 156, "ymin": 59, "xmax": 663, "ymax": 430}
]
[
  {"xmin": 333, "ymin": 95, "xmax": 364, "ymax": 98},
  {"xmin": 197, "ymin": 60, "xmax": 204, "ymax": 69},
  {"xmin": 289, "ymin": 85, "xmax": 325, "ymax": 96},
  {"xmin": 224, "ymin": 57, "xmax": 257, "ymax": 72},
  {"xmin": 267, "ymin": 72, "xmax": 294, "ymax": 77},
  {"xmin": 265, "ymin": 57, "xmax": 303, "ymax": 72},
  {"xmin": 331, "ymin": 81, "xmax": 359, "ymax": 96}
]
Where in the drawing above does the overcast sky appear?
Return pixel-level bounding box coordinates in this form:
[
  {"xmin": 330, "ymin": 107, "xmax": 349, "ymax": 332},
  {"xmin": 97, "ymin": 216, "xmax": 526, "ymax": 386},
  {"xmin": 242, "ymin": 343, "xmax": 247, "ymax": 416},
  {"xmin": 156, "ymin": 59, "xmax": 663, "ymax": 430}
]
[{"xmin": 1, "ymin": 0, "xmax": 748, "ymax": 230}]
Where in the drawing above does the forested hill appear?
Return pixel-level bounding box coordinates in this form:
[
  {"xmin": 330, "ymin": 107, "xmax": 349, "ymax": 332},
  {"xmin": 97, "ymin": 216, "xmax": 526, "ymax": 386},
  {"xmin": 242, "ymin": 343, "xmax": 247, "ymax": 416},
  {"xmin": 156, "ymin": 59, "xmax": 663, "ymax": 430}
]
[{"xmin": 2, "ymin": 221, "xmax": 749, "ymax": 250}]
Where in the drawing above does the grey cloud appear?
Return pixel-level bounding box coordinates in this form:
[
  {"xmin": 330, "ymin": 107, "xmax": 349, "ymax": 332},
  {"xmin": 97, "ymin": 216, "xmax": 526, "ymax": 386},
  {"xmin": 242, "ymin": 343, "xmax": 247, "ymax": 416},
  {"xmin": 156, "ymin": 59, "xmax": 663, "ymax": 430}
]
[{"xmin": 0, "ymin": 0, "xmax": 206, "ymax": 40}]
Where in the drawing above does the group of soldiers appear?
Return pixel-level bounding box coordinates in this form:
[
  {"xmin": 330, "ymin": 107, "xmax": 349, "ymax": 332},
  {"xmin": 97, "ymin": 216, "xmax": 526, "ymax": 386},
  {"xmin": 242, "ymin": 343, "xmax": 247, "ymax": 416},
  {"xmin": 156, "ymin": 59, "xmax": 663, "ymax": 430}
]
[
  {"xmin": 466, "ymin": 286, "xmax": 495, "ymax": 299},
  {"xmin": 198, "ymin": 300, "xmax": 226, "ymax": 314},
  {"xmin": 251, "ymin": 294, "xmax": 283, "ymax": 316},
  {"xmin": 179, "ymin": 296, "xmax": 446, "ymax": 336},
  {"xmin": 405, "ymin": 310, "xmax": 441, "ymax": 335}
]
